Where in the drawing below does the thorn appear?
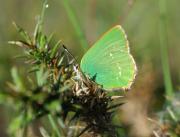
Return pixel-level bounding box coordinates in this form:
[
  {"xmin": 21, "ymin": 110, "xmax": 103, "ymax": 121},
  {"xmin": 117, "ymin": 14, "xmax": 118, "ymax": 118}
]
[
  {"xmin": 111, "ymin": 96, "xmax": 124, "ymax": 100},
  {"xmin": 8, "ymin": 41, "xmax": 24, "ymax": 47}
]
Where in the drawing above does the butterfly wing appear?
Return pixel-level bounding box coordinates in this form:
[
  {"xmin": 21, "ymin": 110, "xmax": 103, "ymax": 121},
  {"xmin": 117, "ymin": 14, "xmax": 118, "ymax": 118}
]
[{"xmin": 80, "ymin": 25, "xmax": 137, "ymax": 90}]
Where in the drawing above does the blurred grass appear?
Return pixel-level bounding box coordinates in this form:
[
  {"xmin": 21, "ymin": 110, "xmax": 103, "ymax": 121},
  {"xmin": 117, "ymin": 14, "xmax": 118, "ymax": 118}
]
[
  {"xmin": 158, "ymin": 0, "xmax": 174, "ymax": 99},
  {"xmin": 0, "ymin": 0, "xmax": 180, "ymax": 136},
  {"xmin": 61, "ymin": 0, "xmax": 88, "ymax": 52}
]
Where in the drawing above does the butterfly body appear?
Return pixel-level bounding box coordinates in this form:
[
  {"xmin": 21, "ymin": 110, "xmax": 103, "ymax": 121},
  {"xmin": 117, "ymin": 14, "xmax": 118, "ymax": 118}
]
[{"xmin": 80, "ymin": 25, "xmax": 137, "ymax": 91}]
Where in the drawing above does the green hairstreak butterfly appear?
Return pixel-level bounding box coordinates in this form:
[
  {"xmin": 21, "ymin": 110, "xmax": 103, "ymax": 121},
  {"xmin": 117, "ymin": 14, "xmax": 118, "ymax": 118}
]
[{"xmin": 80, "ymin": 25, "xmax": 137, "ymax": 91}]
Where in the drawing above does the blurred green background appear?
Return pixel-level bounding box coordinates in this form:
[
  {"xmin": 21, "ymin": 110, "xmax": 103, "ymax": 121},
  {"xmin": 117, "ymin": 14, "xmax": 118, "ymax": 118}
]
[{"xmin": 0, "ymin": 0, "xmax": 179, "ymax": 136}]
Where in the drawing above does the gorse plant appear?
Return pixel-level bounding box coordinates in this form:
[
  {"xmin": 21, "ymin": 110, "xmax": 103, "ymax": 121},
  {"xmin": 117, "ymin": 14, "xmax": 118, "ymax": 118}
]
[{"xmin": 3, "ymin": 1, "xmax": 125, "ymax": 137}]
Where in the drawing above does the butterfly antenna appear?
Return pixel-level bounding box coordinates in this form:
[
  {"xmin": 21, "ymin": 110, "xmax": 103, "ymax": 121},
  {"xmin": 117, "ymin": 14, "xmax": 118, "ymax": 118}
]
[{"xmin": 62, "ymin": 45, "xmax": 78, "ymax": 64}]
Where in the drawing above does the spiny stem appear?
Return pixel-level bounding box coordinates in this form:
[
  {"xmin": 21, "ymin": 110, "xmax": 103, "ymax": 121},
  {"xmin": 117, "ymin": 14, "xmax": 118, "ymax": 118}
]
[
  {"xmin": 48, "ymin": 114, "xmax": 61, "ymax": 137},
  {"xmin": 158, "ymin": 0, "xmax": 174, "ymax": 100},
  {"xmin": 39, "ymin": 0, "xmax": 48, "ymax": 32},
  {"xmin": 61, "ymin": 0, "xmax": 88, "ymax": 52},
  {"xmin": 75, "ymin": 125, "xmax": 91, "ymax": 137},
  {"xmin": 34, "ymin": 0, "xmax": 48, "ymax": 39}
]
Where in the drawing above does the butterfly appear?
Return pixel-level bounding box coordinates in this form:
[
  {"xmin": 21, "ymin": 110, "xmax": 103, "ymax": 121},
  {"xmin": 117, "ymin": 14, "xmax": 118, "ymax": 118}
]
[{"xmin": 80, "ymin": 25, "xmax": 137, "ymax": 91}]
